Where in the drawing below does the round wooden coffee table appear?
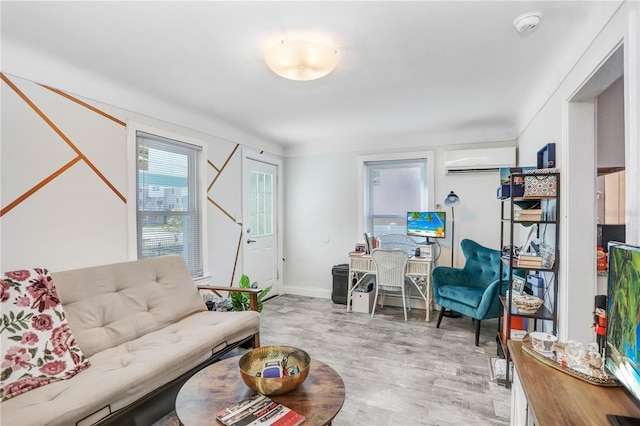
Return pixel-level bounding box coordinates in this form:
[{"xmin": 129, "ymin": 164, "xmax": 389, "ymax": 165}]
[{"xmin": 176, "ymin": 355, "xmax": 345, "ymax": 426}]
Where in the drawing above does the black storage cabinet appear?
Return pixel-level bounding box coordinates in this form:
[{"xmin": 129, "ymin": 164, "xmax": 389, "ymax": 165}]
[{"xmin": 331, "ymin": 264, "xmax": 349, "ymax": 304}]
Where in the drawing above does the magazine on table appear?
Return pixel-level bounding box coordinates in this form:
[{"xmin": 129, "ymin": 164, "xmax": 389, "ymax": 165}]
[{"xmin": 215, "ymin": 394, "xmax": 305, "ymax": 426}]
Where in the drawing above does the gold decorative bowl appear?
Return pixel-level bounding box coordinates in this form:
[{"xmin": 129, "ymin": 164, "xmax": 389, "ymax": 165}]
[{"xmin": 238, "ymin": 346, "xmax": 311, "ymax": 395}]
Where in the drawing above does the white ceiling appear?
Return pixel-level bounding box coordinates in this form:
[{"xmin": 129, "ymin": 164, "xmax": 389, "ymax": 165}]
[{"xmin": 0, "ymin": 1, "xmax": 624, "ymax": 156}]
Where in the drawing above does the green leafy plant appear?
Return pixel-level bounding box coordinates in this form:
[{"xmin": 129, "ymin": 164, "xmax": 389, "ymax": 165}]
[{"xmin": 230, "ymin": 274, "xmax": 272, "ymax": 312}]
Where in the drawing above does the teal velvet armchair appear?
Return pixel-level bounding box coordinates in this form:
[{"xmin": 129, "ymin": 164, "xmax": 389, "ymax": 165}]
[{"xmin": 432, "ymin": 239, "xmax": 508, "ymax": 346}]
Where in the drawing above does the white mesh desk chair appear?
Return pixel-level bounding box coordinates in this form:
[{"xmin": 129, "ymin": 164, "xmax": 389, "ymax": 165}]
[
  {"xmin": 370, "ymin": 248, "xmax": 410, "ymax": 321},
  {"xmin": 376, "ymin": 234, "xmax": 432, "ymax": 320}
]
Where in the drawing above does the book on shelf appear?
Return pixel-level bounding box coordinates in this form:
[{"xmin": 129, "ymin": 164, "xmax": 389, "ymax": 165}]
[
  {"xmin": 215, "ymin": 394, "xmax": 305, "ymax": 426},
  {"xmin": 516, "ymin": 214, "xmax": 542, "ymax": 221},
  {"xmin": 518, "ymin": 253, "xmax": 542, "ymax": 261},
  {"xmin": 517, "ymin": 260, "xmax": 543, "ymax": 268},
  {"xmin": 516, "ymin": 256, "xmax": 543, "ymax": 268},
  {"xmin": 514, "ymin": 209, "xmax": 543, "ymax": 221}
]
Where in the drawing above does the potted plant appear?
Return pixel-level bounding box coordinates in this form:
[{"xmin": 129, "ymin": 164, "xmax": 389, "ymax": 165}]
[{"xmin": 231, "ymin": 274, "xmax": 272, "ymax": 312}]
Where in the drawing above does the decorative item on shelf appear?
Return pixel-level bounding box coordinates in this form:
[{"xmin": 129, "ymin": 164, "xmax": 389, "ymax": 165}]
[
  {"xmin": 521, "ymin": 335, "xmax": 618, "ymax": 386},
  {"xmin": 540, "ymin": 242, "xmax": 555, "ymax": 269},
  {"xmin": 592, "ymin": 295, "xmax": 607, "ymax": 353},
  {"xmin": 537, "ymin": 143, "xmax": 556, "ymax": 168},
  {"xmin": 512, "ymin": 275, "xmax": 526, "ymax": 295},
  {"xmin": 524, "ymin": 167, "xmax": 560, "ymax": 174},
  {"xmin": 565, "ymin": 340, "xmax": 587, "ymax": 367},
  {"xmin": 520, "ymin": 223, "xmax": 539, "ymax": 254},
  {"xmin": 511, "ymin": 329, "xmax": 527, "ymax": 340},
  {"xmin": 497, "ymin": 167, "xmax": 537, "ymax": 199},
  {"xmin": 238, "ymin": 346, "xmax": 311, "ymax": 396},
  {"xmin": 526, "ymin": 272, "xmax": 545, "ymax": 298},
  {"xmin": 597, "ymin": 246, "xmax": 607, "ymax": 271},
  {"xmin": 529, "ymin": 331, "xmax": 558, "ymax": 354},
  {"xmin": 585, "ymin": 342, "xmax": 604, "ymax": 369},
  {"xmin": 524, "ymin": 171, "xmax": 558, "ymax": 198},
  {"xmin": 513, "ymin": 294, "xmax": 543, "ymax": 314}
]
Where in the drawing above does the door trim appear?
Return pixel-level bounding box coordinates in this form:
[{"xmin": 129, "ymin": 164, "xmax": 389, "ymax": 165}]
[{"xmin": 242, "ymin": 149, "xmax": 283, "ymax": 295}]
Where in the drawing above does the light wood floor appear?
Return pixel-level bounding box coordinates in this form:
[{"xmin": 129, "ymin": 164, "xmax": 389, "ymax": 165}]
[
  {"xmin": 155, "ymin": 294, "xmax": 511, "ymax": 426},
  {"xmin": 258, "ymin": 294, "xmax": 510, "ymax": 425}
]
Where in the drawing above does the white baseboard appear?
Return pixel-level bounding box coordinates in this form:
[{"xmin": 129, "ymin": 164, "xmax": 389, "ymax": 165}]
[{"xmin": 280, "ymin": 285, "xmax": 331, "ymax": 299}]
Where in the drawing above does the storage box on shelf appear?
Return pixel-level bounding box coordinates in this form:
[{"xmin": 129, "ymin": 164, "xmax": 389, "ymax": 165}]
[{"xmin": 498, "ymin": 171, "xmax": 560, "ymax": 387}]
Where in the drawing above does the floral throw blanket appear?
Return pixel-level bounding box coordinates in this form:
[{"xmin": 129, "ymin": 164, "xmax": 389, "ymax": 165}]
[{"xmin": 0, "ymin": 268, "xmax": 90, "ymax": 401}]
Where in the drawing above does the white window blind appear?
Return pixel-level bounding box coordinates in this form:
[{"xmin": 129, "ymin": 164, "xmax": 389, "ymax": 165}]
[
  {"xmin": 365, "ymin": 160, "xmax": 427, "ymax": 237},
  {"xmin": 136, "ymin": 131, "xmax": 203, "ymax": 277}
]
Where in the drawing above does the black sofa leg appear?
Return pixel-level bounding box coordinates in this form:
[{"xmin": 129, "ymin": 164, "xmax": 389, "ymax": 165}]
[
  {"xmin": 475, "ymin": 319, "xmax": 481, "ymax": 346},
  {"xmin": 437, "ymin": 308, "xmax": 445, "ymax": 328}
]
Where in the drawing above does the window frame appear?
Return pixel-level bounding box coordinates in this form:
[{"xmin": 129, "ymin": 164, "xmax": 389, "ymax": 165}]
[
  {"xmin": 126, "ymin": 122, "xmax": 208, "ymax": 278},
  {"xmin": 357, "ymin": 151, "xmax": 435, "ymax": 239}
]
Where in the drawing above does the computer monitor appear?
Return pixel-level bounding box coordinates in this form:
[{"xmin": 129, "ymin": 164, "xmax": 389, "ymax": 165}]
[{"xmin": 406, "ymin": 211, "xmax": 446, "ymax": 244}]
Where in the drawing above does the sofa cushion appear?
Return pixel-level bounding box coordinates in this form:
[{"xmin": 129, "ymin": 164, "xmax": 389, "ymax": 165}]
[
  {"xmin": 0, "ymin": 268, "xmax": 91, "ymax": 402},
  {"xmin": 51, "ymin": 255, "xmax": 206, "ymax": 357},
  {"xmin": 0, "ymin": 309, "xmax": 260, "ymax": 426}
]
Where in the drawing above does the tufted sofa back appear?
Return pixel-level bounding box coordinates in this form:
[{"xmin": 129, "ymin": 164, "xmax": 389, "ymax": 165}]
[
  {"xmin": 460, "ymin": 239, "xmax": 505, "ymax": 288},
  {"xmin": 51, "ymin": 255, "xmax": 206, "ymax": 357}
]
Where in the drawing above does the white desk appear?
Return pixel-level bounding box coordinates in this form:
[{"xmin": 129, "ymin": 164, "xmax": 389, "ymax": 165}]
[{"xmin": 346, "ymin": 252, "xmax": 433, "ymax": 321}]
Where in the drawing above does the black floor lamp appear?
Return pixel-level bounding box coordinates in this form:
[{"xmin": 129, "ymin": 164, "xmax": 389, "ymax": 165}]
[
  {"xmin": 443, "ymin": 190, "xmax": 462, "ymax": 318},
  {"xmin": 444, "ymin": 191, "xmax": 460, "ymax": 267}
]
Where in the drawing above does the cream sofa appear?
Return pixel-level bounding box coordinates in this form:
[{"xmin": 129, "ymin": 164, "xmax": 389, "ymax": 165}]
[{"xmin": 0, "ymin": 255, "xmax": 261, "ymax": 426}]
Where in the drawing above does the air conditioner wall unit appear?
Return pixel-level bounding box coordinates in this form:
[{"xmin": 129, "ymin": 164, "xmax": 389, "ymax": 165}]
[{"xmin": 444, "ymin": 147, "xmax": 516, "ymax": 174}]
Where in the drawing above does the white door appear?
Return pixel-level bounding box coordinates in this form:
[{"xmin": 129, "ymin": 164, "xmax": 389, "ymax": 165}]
[{"xmin": 242, "ymin": 156, "xmax": 279, "ymax": 295}]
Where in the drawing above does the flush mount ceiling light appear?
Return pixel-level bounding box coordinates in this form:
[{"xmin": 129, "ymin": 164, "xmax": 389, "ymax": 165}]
[
  {"xmin": 513, "ymin": 11, "xmax": 542, "ymax": 33},
  {"xmin": 265, "ymin": 40, "xmax": 338, "ymax": 81}
]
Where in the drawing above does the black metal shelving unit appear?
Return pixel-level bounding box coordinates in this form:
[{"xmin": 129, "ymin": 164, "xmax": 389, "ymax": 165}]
[{"xmin": 497, "ymin": 171, "xmax": 560, "ymax": 387}]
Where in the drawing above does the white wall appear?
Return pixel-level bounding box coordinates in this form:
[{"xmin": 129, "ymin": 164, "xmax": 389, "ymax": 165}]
[
  {"xmin": 1, "ymin": 40, "xmax": 285, "ymax": 159},
  {"xmin": 0, "ymin": 73, "xmax": 278, "ymax": 290},
  {"xmin": 597, "ymin": 76, "xmax": 625, "ymax": 169},
  {"xmin": 517, "ymin": 2, "xmax": 640, "ymax": 344},
  {"xmin": 283, "ymin": 143, "xmax": 514, "ymax": 299}
]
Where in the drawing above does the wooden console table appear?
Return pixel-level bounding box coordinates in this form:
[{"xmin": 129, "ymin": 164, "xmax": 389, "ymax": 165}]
[{"xmin": 509, "ymin": 341, "xmax": 640, "ymax": 425}]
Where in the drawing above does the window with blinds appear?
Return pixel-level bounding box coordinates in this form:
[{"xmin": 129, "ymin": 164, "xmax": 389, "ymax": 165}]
[
  {"xmin": 365, "ymin": 159, "xmax": 428, "ymax": 237},
  {"xmin": 136, "ymin": 131, "xmax": 203, "ymax": 277}
]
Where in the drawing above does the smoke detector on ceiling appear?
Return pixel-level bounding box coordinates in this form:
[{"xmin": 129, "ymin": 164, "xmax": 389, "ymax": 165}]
[{"xmin": 513, "ymin": 11, "xmax": 542, "ymax": 33}]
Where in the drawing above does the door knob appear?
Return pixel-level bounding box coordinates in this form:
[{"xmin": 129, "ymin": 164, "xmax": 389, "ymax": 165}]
[{"xmin": 247, "ymin": 239, "xmax": 257, "ymax": 244}]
